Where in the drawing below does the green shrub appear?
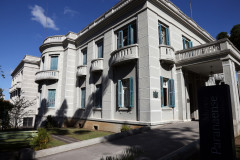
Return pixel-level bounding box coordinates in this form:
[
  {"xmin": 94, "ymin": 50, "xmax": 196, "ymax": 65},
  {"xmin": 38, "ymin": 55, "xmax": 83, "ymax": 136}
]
[
  {"xmin": 121, "ymin": 124, "xmax": 131, "ymax": 132},
  {"xmin": 44, "ymin": 115, "xmax": 58, "ymax": 129},
  {"xmin": 30, "ymin": 128, "xmax": 50, "ymax": 150}
]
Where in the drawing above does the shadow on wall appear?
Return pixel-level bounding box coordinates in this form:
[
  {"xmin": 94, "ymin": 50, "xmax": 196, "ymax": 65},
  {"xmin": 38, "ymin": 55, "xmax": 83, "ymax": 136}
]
[
  {"xmin": 103, "ymin": 122, "xmax": 200, "ymax": 160},
  {"xmin": 35, "ymin": 99, "xmax": 68, "ymax": 128},
  {"xmin": 65, "ymin": 69, "xmax": 112, "ymax": 128}
]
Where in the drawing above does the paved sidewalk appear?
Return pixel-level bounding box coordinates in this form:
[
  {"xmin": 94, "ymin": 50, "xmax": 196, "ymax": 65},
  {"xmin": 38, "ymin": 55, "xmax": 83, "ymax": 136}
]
[{"xmin": 38, "ymin": 121, "xmax": 199, "ymax": 160}]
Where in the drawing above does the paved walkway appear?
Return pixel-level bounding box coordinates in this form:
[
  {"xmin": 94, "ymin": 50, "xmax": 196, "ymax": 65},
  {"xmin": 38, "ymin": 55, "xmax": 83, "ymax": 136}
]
[{"xmin": 38, "ymin": 121, "xmax": 199, "ymax": 160}]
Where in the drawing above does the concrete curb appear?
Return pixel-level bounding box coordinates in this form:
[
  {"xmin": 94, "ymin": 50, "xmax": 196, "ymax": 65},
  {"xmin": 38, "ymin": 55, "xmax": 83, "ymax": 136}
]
[
  {"xmin": 35, "ymin": 126, "xmax": 151, "ymax": 158},
  {"xmin": 159, "ymin": 139, "xmax": 200, "ymax": 160}
]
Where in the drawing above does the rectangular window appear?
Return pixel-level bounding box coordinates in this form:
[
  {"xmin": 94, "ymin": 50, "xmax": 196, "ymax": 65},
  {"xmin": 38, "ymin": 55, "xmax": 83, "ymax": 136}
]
[
  {"xmin": 81, "ymin": 87, "xmax": 86, "ymax": 108},
  {"xmin": 48, "ymin": 89, "xmax": 56, "ymax": 107},
  {"xmin": 23, "ymin": 117, "xmax": 33, "ymax": 127},
  {"xmin": 159, "ymin": 23, "xmax": 170, "ymax": 45},
  {"xmin": 97, "ymin": 41, "xmax": 104, "ymax": 58},
  {"xmin": 82, "ymin": 49, "xmax": 87, "ymax": 65},
  {"xmin": 160, "ymin": 77, "xmax": 175, "ymax": 107},
  {"xmin": 117, "ymin": 23, "xmax": 136, "ymax": 49},
  {"xmin": 117, "ymin": 77, "xmax": 134, "ymax": 108},
  {"xmin": 50, "ymin": 56, "xmax": 58, "ymax": 70},
  {"xmin": 95, "ymin": 84, "xmax": 102, "ymax": 108},
  {"xmin": 42, "ymin": 57, "xmax": 45, "ymax": 70},
  {"xmin": 182, "ymin": 36, "xmax": 193, "ymax": 49}
]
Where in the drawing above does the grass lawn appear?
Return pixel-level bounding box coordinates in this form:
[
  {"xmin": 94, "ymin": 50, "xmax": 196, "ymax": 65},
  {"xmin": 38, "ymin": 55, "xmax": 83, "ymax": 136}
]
[
  {"xmin": 48, "ymin": 128, "xmax": 113, "ymax": 141},
  {"xmin": 0, "ymin": 130, "xmax": 65, "ymax": 152}
]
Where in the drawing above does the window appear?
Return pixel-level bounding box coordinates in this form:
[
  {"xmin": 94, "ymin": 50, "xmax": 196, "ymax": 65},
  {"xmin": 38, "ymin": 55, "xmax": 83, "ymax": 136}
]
[
  {"xmin": 182, "ymin": 36, "xmax": 193, "ymax": 49},
  {"xmin": 50, "ymin": 56, "xmax": 58, "ymax": 70},
  {"xmin": 160, "ymin": 77, "xmax": 175, "ymax": 107},
  {"xmin": 81, "ymin": 87, "xmax": 86, "ymax": 108},
  {"xmin": 48, "ymin": 89, "xmax": 56, "ymax": 107},
  {"xmin": 159, "ymin": 23, "xmax": 170, "ymax": 45},
  {"xmin": 117, "ymin": 77, "xmax": 134, "ymax": 108},
  {"xmin": 23, "ymin": 117, "xmax": 33, "ymax": 127},
  {"xmin": 117, "ymin": 23, "xmax": 136, "ymax": 49},
  {"xmin": 95, "ymin": 84, "xmax": 102, "ymax": 108},
  {"xmin": 97, "ymin": 41, "xmax": 103, "ymax": 58},
  {"xmin": 82, "ymin": 49, "xmax": 87, "ymax": 65}
]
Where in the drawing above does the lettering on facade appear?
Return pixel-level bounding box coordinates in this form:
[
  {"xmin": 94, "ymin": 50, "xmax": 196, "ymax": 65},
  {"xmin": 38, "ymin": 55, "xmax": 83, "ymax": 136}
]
[{"xmin": 198, "ymin": 85, "xmax": 236, "ymax": 160}]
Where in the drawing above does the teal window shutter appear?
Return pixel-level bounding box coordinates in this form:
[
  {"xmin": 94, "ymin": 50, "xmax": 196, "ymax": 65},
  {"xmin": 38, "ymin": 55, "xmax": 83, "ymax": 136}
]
[
  {"xmin": 50, "ymin": 56, "xmax": 58, "ymax": 70},
  {"xmin": 166, "ymin": 27, "xmax": 170, "ymax": 45},
  {"xmin": 129, "ymin": 77, "xmax": 134, "ymax": 107},
  {"xmin": 98, "ymin": 42, "xmax": 103, "ymax": 58},
  {"xmin": 168, "ymin": 79, "xmax": 175, "ymax": 107},
  {"xmin": 182, "ymin": 38, "xmax": 186, "ymax": 49},
  {"xmin": 168, "ymin": 80, "xmax": 171, "ymax": 107},
  {"xmin": 81, "ymin": 88, "xmax": 86, "ymax": 108},
  {"xmin": 128, "ymin": 24, "xmax": 134, "ymax": 45},
  {"xmin": 160, "ymin": 76, "xmax": 164, "ymax": 107},
  {"xmin": 118, "ymin": 30, "xmax": 123, "ymax": 49},
  {"xmin": 48, "ymin": 89, "xmax": 56, "ymax": 107},
  {"xmin": 172, "ymin": 79, "xmax": 175, "ymax": 107},
  {"xmin": 159, "ymin": 24, "xmax": 162, "ymax": 44},
  {"xmin": 190, "ymin": 41, "xmax": 193, "ymax": 48},
  {"xmin": 118, "ymin": 80, "xmax": 122, "ymax": 107},
  {"xmin": 96, "ymin": 85, "xmax": 102, "ymax": 108},
  {"xmin": 83, "ymin": 50, "xmax": 87, "ymax": 65}
]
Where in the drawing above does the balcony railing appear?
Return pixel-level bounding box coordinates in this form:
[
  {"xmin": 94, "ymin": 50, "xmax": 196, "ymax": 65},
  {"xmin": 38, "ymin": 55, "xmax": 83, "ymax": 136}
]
[
  {"xmin": 159, "ymin": 45, "xmax": 175, "ymax": 64},
  {"xmin": 43, "ymin": 36, "xmax": 66, "ymax": 44},
  {"xmin": 91, "ymin": 58, "xmax": 104, "ymax": 72},
  {"xmin": 110, "ymin": 44, "xmax": 139, "ymax": 66},
  {"xmin": 77, "ymin": 65, "xmax": 87, "ymax": 77},
  {"xmin": 35, "ymin": 70, "xmax": 59, "ymax": 82},
  {"xmin": 175, "ymin": 39, "xmax": 232, "ymax": 62}
]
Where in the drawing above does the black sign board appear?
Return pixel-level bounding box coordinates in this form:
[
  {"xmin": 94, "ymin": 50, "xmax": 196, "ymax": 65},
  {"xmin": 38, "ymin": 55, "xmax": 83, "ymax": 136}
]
[{"xmin": 198, "ymin": 85, "xmax": 236, "ymax": 160}]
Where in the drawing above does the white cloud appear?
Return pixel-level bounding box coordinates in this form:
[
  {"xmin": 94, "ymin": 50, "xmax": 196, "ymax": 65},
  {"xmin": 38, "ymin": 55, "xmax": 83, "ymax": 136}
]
[
  {"xmin": 64, "ymin": 7, "xmax": 79, "ymax": 16},
  {"xmin": 30, "ymin": 5, "xmax": 59, "ymax": 30}
]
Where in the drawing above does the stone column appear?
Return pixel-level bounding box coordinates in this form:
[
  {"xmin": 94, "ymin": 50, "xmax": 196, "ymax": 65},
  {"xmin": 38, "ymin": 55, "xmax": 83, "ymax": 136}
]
[
  {"xmin": 222, "ymin": 59, "xmax": 240, "ymax": 136},
  {"xmin": 176, "ymin": 67, "xmax": 187, "ymax": 121},
  {"xmin": 237, "ymin": 71, "xmax": 240, "ymax": 97}
]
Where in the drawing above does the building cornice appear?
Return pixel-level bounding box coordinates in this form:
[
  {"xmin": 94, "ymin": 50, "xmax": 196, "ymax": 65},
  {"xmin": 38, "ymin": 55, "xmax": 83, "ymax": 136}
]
[
  {"xmin": 11, "ymin": 55, "xmax": 40, "ymax": 77},
  {"xmin": 39, "ymin": 0, "xmax": 215, "ymax": 52}
]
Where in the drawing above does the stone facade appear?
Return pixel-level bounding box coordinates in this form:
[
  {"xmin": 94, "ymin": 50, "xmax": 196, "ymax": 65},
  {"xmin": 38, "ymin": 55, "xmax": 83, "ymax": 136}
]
[
  {"xmin": 26, "ymin": 0, "xmax": 240, "ymax": 134},
  {"xmin": 10, "ymin": 55, "xmax": 40, "ymax": 127}
]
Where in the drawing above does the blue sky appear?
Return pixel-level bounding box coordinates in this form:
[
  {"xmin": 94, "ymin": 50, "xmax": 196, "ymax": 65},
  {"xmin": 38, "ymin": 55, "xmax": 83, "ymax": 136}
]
[{"xmin": 0, "ymin": 0, "xmax": 239, "ymax": 100}]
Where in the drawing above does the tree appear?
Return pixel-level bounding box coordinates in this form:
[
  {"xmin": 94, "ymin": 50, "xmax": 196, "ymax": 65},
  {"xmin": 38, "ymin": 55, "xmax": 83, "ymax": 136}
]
[
  {"xmin": 216, "ymin": 32, "xmax": 229, "ymax": 40},
  {"xmin": 230, "ymin": 24, "xmax": 240, "ymax": 51},
  {"xmin": 10, "ymin": 97, "xmax": 35, "ymax": 128},
  {"xmin": 0, "ymin": 99, "xmax": 13, "ymax": 130},
  {"xmin": 0, "ymin": 88, "xmax": 4, "ymax": 100},
  {"xmin": 0, "ymin": 65, "xmax": 5, "ymax": 79}
]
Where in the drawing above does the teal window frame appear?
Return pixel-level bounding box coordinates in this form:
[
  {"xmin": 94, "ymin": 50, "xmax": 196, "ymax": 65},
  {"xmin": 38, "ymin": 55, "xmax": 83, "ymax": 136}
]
[
  {"xmin": 81, "ymin": 87, "xmax": 86, "ymax": 108},
  {"xmin": 95, "ymin": 84, "xmax": 102, "ymax": 108},
  {"xmin": 159, "ymin": 23, "xmax": 170, "ymax": 45},
  {"xmin": 48, "ymin": 89, "xmax": 56, "ymax": 107},
  {"xmin": 50, "ymin": 56, "xmax": 58, "ymax": 70},
  {"xmin": 82, "ymin": 49, "xmax": 87, "ymax": 65},
  {"xmin": 160, "ymin": 77, "xmax": 175, "ymax": 108},
  {"xmin": 97, "ymin": 41, "xmax": 104, "ymax": 58},
  {"xmin": 182, "ymin": 37, "xmax": 193, "ymax": 49},
  {"xmin": 117, "ymin": 23, "xmax": 136, "ymax": 49},
  {"xmin": 117, "ymin": 77, "xmax": 134, "ymax": 108}
]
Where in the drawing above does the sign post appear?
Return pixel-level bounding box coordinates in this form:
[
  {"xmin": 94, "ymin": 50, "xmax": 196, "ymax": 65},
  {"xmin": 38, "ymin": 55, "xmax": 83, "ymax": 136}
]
[{"xmin": 198, "ymin": 84, "xmax": 236, "ymax": 160}]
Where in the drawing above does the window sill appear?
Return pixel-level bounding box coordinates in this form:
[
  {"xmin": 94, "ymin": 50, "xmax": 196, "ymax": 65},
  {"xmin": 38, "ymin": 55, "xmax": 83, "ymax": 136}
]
[
  {"xmin": 93, "ymin": 107, "xmax": 102, "ymax": 111},
  {"xmin": 162, "ymin": 107, "xmax": 173, "ymax": 110},
  {"xmin": 118, "ymin": 107, "xmax": 131, "ymax": 111}
]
